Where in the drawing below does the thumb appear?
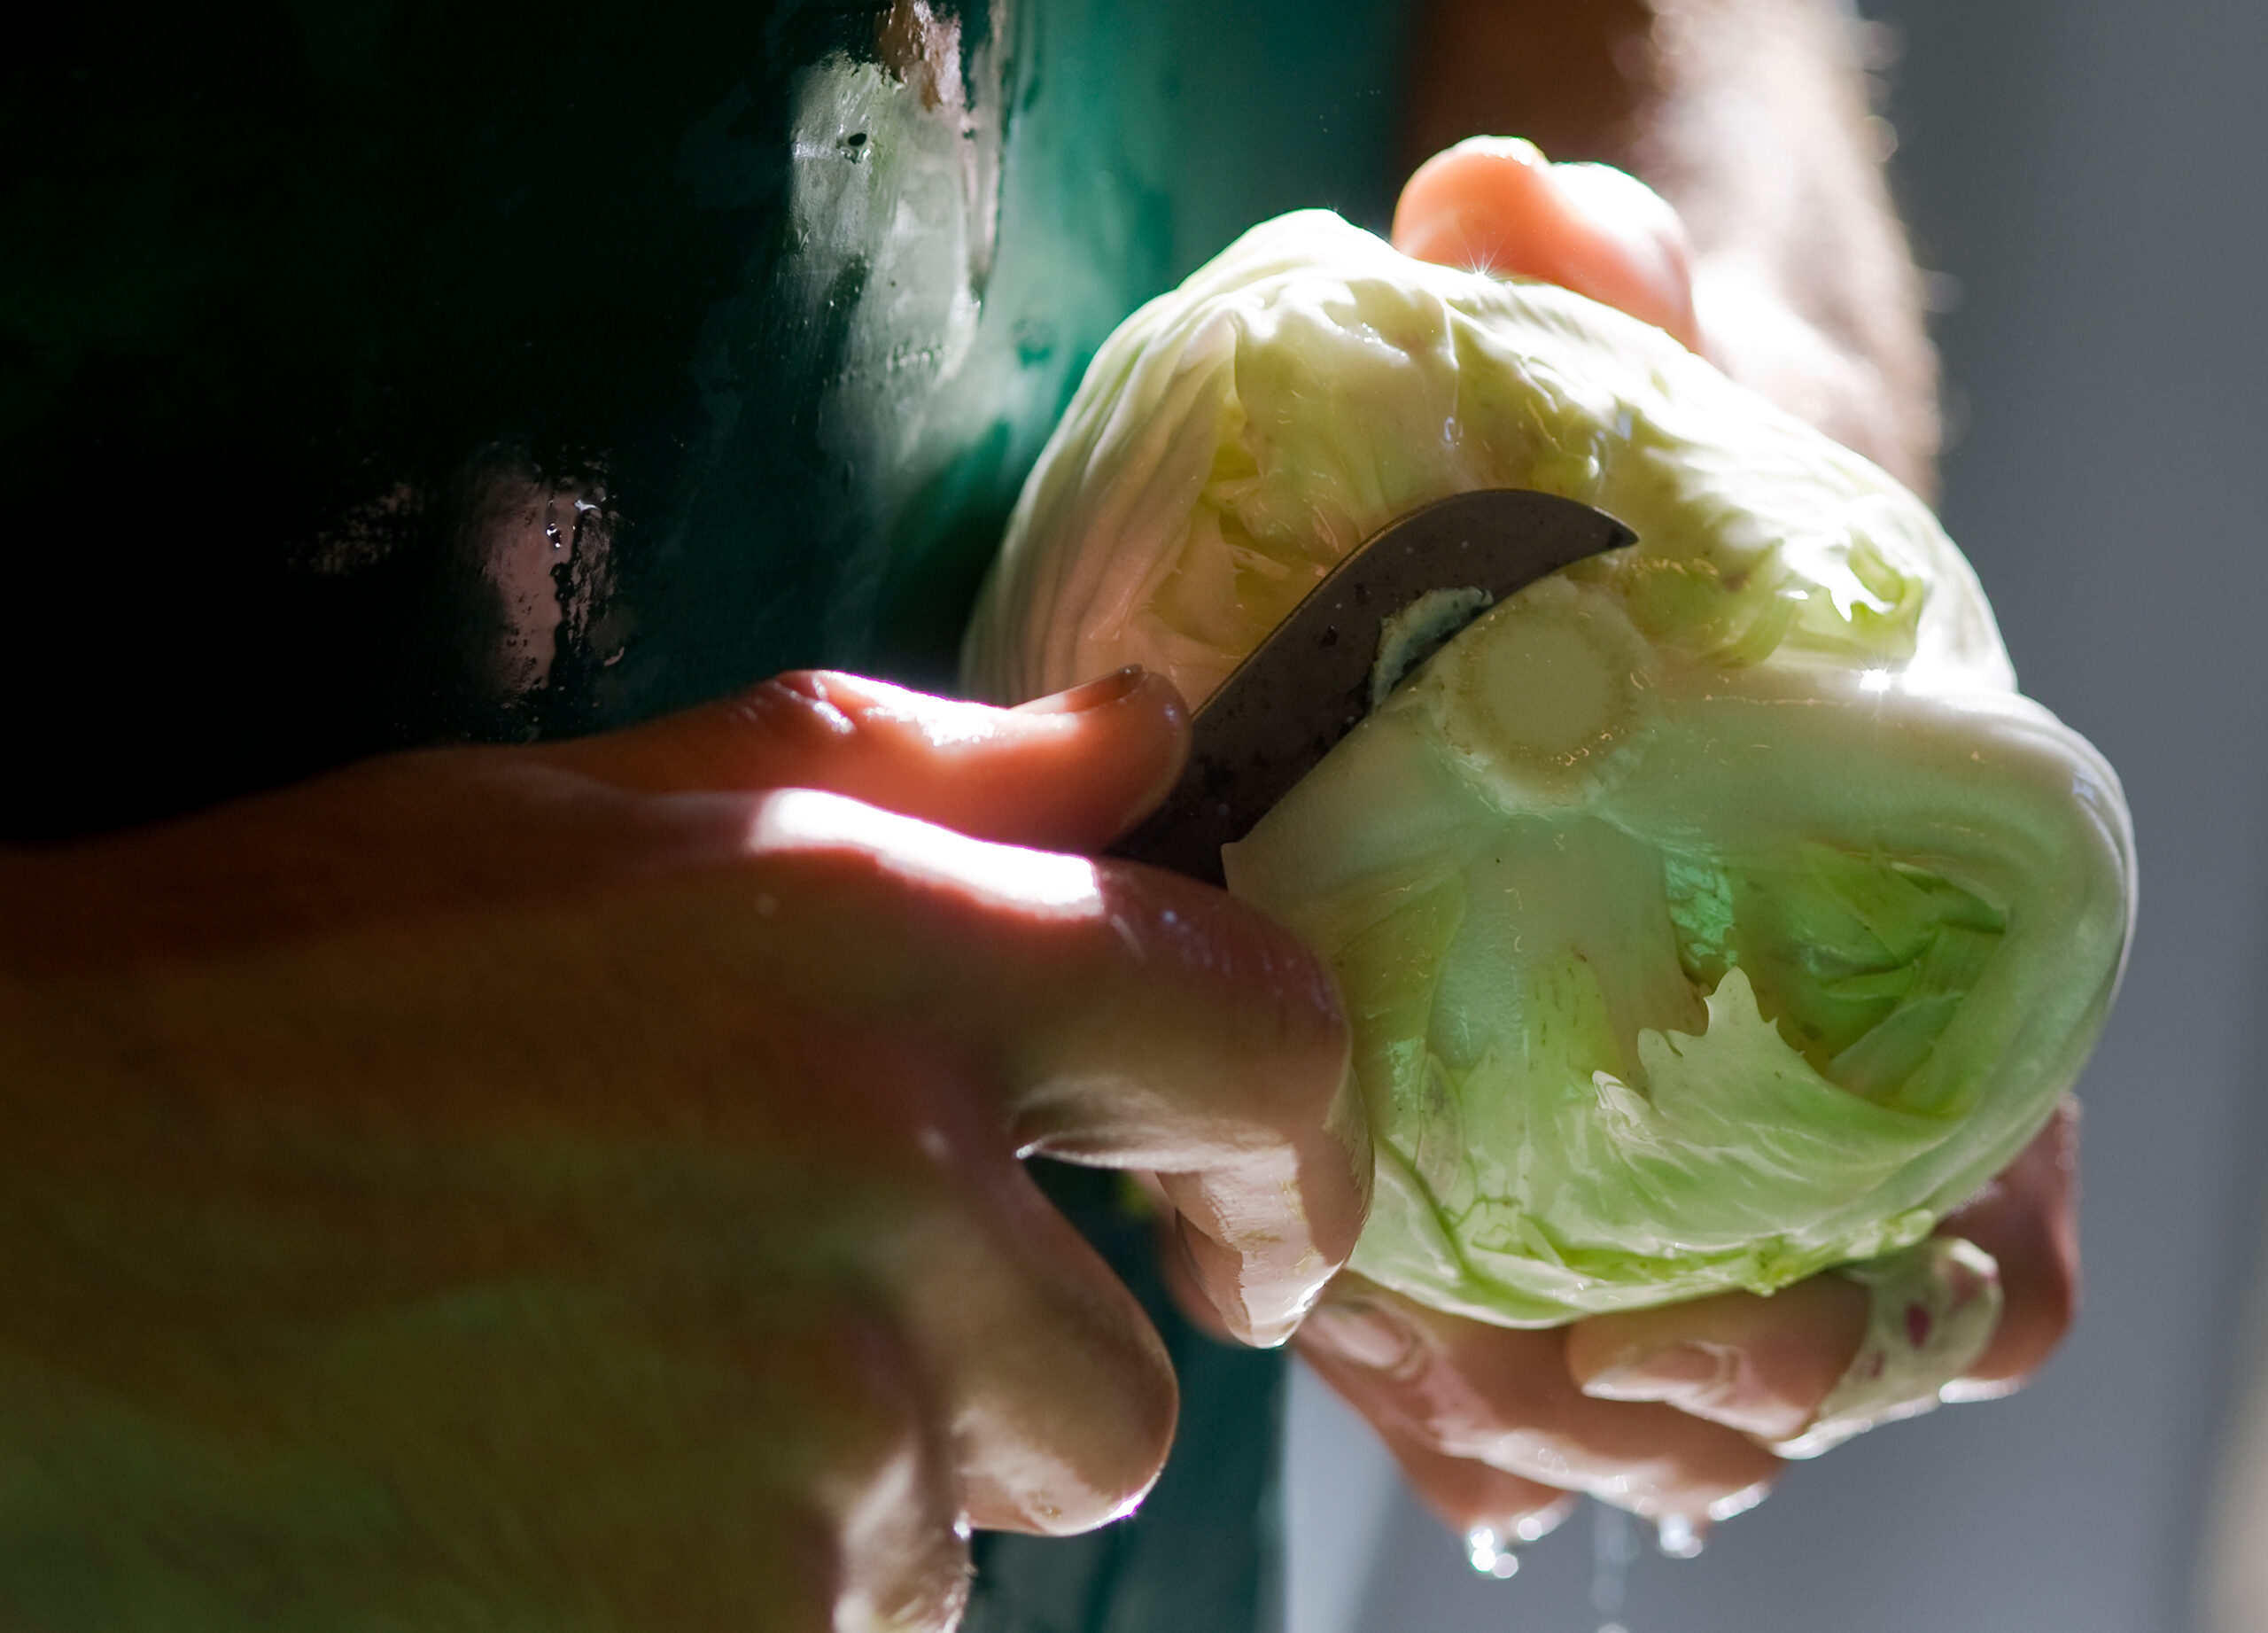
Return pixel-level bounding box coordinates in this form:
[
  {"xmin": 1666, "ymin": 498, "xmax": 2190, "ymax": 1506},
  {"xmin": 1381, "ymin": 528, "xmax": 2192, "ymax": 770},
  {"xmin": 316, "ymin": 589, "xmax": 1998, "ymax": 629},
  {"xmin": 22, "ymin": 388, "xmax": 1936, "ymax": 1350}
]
[
  {"xmin": 540, "ymin": 667, "xmax": 1190, "ymax": 853},
  {"xmin": 1393, "ymin": 136, "xmax": 1703, "ymax": 351}
]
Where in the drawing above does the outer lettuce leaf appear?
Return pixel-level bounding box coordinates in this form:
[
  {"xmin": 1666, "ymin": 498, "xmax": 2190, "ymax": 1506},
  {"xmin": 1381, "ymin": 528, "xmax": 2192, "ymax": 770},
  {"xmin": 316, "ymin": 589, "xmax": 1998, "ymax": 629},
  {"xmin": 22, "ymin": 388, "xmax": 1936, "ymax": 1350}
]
[
  {"xmin": 964, "ymin": 211, "xmax": 2008, "ymax": 706},
  {"xmin": 964, "ymin": 212, "xmax": 2134, "ymax": 1324}
]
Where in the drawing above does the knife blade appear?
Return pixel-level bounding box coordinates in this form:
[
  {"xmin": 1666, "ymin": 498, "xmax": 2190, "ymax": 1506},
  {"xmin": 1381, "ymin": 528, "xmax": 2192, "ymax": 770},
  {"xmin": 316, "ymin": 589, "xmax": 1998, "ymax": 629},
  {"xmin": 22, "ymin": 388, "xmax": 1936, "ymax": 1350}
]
[{"xmin": 1112, "ymin": 488, "xmax": 1635, "ymax": 884}]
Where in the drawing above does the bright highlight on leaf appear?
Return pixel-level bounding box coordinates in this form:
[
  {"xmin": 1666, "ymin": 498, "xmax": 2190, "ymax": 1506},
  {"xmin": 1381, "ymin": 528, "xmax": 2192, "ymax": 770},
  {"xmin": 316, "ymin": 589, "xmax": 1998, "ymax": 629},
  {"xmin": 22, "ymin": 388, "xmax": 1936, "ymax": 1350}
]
[{"xmin": 966, "ymin": 212, "xmax": 2133, "ymax": 1326}]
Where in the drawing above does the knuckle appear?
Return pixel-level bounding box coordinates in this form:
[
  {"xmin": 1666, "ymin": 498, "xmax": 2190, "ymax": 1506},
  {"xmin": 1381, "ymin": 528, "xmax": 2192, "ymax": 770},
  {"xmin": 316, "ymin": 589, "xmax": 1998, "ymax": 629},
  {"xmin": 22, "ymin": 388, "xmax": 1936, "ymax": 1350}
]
[
  {"xmin": 740, "ymin": 802, "xmax": 889, "ymax": 882},
  {"xmin": 750, "ymin": 670, "xmax": 861, "ymax": 737},
  {"xmin": 1301, "ymin": 1282, "xmax": 1430, "ymax": 1376},
  {"xmin": 765, "ymin": 1304, "xmax": 930, "ymax": 1486},
  {"xmin": 778, "ymin": 1306, "xmax": 969, "ymax": 1633},
  {"xmin": 708, "ymin": 672, "xmax": 870, "ymax": 772},
  {"xmin": 904, "ymin": 1186, "xmax": 1178, "ymax": 1536},
  {"xmin": 737, "ymin": 796, "xmax": 943, "ymax": 921},
  {"xmin": 1101, "ymin": 868, "xmax": 1352, "ymax": 1093}
]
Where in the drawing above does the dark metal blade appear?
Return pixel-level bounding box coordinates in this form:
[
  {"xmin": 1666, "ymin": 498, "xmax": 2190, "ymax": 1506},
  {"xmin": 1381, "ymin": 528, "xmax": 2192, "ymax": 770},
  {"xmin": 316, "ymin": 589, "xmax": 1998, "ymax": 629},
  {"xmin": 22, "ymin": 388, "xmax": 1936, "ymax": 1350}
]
[{"xmin": 1112, "ymin": 488, "xmax": 1635, "ymax": 884}]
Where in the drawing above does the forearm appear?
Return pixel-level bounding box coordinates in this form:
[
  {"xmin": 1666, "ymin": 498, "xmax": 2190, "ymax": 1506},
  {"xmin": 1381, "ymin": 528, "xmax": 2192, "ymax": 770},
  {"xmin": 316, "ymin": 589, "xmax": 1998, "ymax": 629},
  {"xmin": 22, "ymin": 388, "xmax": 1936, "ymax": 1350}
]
[{"xmin": 1402, "ymin": 0, "xmax": 1939, "ymax": 494}]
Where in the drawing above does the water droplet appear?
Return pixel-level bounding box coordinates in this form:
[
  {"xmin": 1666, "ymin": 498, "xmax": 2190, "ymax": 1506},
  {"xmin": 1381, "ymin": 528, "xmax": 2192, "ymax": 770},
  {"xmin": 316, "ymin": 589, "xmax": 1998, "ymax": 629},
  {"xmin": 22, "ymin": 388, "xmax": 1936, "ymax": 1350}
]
[
  {"xmin": 1656, "ymin": 1512, "xmax": 1705, "ymax": 1559},
  {"xmin": 1466, "ymin": 1526, "xmax": 1520, "ymax": 1579}
]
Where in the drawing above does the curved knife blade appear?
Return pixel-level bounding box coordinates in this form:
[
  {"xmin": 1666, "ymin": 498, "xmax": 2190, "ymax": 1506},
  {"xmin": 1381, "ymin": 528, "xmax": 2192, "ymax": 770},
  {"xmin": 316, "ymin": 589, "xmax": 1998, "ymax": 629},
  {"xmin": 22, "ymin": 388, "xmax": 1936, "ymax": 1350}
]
[{"xmin": 1112, "ymin": 488, "xmax": 1635, "ymax": 884}]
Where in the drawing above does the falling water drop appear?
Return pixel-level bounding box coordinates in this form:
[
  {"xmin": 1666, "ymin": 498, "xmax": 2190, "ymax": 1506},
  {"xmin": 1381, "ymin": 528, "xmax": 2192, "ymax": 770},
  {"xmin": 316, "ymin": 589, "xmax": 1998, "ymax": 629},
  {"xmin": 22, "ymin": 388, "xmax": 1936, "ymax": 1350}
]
[
  {"xmin": 1465, "ymin": 1525, "xmax": 1520, "ymax": 1580},
  {"xmin": 1656, "ymin": 1512, "xmax": 1705, "ymax": 1560}
]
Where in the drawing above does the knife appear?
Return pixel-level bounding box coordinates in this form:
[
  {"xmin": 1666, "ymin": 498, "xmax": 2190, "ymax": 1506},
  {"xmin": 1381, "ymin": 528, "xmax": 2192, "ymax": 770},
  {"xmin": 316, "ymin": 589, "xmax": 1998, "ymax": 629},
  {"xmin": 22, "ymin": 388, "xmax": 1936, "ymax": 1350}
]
[{"xmin": 1111, "ymin": 488, "xmax": 1635, "ymax": 885}]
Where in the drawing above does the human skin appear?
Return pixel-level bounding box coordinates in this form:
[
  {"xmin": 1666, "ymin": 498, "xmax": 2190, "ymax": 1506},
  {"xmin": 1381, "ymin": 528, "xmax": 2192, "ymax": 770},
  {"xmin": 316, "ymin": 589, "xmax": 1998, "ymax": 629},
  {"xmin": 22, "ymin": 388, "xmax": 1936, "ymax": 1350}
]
[
  {"xmin": 0, "ymin": 669, "xmax": 1364, "ymax": 1629},
  {"xmin": 1293, "ymin": 0, "xmax": 2078, "ymax": 1551}
]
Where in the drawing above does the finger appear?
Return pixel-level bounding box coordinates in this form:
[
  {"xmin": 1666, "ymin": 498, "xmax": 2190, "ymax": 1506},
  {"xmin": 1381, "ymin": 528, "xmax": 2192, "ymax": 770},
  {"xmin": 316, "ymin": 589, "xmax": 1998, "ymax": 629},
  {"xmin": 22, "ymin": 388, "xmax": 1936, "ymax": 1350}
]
[
  {"xmin": 884, "ymin": 1070, "xmax": 1180, "ymax": 1536},
  {"xmin": 1011, "ymin": 858, "xmax": 1367, "ymax": 1348},
  {"xmin": 814, "ymin": 1316, "xmax": 973, "ymax": 1633},
  {"xmin": 1565, "ymin": 1276, "xmax": 1868, "ymax": 1442},
  {"xmin": 734, "ymin": 1309, "xmax": 969, "ymax": 1633},
  {"xmin": 1937, "ymin": 1095, "xmax": 2080, "ymax": 1396},
  {"xmin": 1392, "ymin": 136, "xmax": 1703, "ymax": 350},
  {"xmin": 542, "ymin": 666, "xmax": 1190, "ymax": 853},
  {"xmin": 1367, "ymin": 1415, "xmax": 1578, "ymax": 1575},
  {"xmin": 1145, "ymin": 1189, "xmax": 1236, "ymax": 1345},
  {"xmin": 1297, "ymin": 1277, "xmax": 1777, "ymax": 1523},
  {"xmin": 740, "ymin": 791, "xmax": 1366, "ymax": 1348}
]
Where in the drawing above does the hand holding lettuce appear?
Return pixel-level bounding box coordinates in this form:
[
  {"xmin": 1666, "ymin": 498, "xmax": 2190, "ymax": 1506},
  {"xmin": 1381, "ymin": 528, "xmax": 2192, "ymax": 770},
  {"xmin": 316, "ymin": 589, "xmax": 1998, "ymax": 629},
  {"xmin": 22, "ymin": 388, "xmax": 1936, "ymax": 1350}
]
[{"xmin": 964, "ymin": 207, "xmax": 2132, "ymax": 1338}]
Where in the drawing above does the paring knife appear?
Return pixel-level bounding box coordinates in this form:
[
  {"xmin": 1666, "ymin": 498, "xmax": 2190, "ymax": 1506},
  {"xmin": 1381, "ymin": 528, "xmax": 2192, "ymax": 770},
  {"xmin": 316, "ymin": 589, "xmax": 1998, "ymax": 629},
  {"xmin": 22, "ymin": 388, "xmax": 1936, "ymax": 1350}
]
[{"xmin": 1112, "ymin": 488, "xmax": 1636, "ymax": 885}]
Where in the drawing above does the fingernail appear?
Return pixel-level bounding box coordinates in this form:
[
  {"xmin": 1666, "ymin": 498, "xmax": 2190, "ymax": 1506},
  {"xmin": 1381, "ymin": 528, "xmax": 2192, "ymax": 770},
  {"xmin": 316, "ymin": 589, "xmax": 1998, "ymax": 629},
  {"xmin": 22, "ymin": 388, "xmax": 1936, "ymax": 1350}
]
[
  {"xmin": 1585, "ymin": 1342, "xmax": 1807, "ymax": 1437},
  {"xmin": 1174, "ymin": 1213, "xmax": 1318, "ymax": 1350},
  {"xmin": 1581, "ymin": 1341, "xmax": 1736, "ymax": 1404},
  {"xmin": 1301, "ymin": 1295, "xmax": 1420, "ymax": 1374},
  {"xmin": 1466, "ymin": 1525, "xmax": 1521, "ymax": 1580},
  {"xmin": 1013, "ymin": 666, "xmax": 1146, "ymax": 714},
  {"xmin": 765, "ymin": 670, "xmax": 856, "ymax": 731}
]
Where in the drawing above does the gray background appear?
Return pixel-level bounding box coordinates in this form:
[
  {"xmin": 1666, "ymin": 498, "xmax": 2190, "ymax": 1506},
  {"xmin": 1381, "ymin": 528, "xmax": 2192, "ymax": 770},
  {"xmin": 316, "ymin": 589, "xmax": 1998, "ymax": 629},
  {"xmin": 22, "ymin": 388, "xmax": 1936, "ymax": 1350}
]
[{"xmin": 1284, "ymin": 0, "xmax": 2268, "ymax": 1628}]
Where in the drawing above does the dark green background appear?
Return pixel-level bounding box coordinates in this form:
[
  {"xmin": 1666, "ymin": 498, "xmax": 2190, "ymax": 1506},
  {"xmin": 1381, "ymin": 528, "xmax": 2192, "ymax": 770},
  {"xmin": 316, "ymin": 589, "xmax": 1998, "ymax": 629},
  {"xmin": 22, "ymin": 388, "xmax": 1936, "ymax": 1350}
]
[{"xmin": 3, "ymin": 0, "xmax": 1407, "ymax": 836}]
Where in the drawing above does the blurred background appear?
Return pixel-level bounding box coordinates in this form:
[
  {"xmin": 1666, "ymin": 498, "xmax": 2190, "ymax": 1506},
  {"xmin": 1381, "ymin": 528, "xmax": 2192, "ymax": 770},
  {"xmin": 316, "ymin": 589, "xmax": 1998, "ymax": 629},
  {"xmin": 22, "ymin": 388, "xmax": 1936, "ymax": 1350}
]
[{"xmin": 1284, "ymin": 1, "xmax": 2268, "ymax": 1628}]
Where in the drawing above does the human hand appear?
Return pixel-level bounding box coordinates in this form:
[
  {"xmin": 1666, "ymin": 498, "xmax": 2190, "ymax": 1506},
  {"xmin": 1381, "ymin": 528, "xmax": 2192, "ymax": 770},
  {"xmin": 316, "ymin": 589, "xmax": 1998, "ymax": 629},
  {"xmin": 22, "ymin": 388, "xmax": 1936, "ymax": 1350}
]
[
  {"xmin": 1390, "ymin": 132, "xmax": 1929, "ymax": 485},
  {"xmin": 0, "ymin": 668, "xmax": 1364, "ymax": 1630},
  {"xmin": 1289, "ymin": 138, "xmax": 2080, "ymax": 1556},
  {"xmin": 1299, "ymin": 1102, "xmax": 2077, "ymax": 1554}
]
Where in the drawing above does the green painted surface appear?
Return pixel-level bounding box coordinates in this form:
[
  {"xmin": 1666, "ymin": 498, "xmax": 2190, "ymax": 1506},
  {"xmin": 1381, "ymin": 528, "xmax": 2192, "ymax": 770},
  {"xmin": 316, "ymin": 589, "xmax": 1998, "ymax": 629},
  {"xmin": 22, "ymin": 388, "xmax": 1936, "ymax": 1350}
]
[{"xmin": 4, "ymin": 0, "xmax": 1406, "ymax": 834}]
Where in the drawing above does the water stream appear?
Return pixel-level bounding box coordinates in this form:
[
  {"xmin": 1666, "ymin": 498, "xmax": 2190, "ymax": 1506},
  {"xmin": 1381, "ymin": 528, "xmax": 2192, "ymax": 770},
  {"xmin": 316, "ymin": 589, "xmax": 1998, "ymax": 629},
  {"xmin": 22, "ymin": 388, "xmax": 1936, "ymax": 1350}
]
[{"xmin": 1590, "ymin": 1500, "xmax": 1638, "ymax": 1633}]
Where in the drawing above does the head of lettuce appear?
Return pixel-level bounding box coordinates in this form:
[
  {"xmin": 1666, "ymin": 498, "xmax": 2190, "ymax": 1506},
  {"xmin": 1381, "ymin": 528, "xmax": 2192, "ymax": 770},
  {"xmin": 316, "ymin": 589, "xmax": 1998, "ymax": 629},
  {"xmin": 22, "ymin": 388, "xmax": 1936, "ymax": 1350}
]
[{"xmin": 962, "ymin": 211, "xmax": 2133, "ymax": 1328}]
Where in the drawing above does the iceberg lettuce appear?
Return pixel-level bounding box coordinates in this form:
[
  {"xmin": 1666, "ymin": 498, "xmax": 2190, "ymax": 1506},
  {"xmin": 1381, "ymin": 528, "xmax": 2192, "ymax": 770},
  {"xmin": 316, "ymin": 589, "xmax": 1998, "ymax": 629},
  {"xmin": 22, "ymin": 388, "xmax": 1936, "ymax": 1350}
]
[{"xmin": 964, "ymin": 211, "xmax": 2133, "ymax": 1326}]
